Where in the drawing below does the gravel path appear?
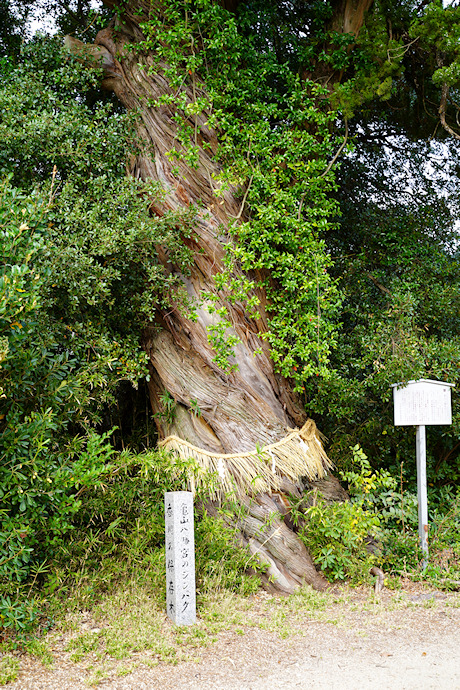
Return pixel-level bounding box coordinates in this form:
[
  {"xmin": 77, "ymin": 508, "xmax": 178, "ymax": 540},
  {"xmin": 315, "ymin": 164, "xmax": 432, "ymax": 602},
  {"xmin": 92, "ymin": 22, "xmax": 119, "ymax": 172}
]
[{"xmin": 7, "ymin": 588, "xmax": 460, "ymax": 689}]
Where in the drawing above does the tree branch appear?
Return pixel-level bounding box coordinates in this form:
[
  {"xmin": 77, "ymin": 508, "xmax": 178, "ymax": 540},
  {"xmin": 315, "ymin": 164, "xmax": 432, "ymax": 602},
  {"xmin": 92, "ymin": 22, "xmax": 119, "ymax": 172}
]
[
  {"xmin": 229, "ymin": 175, "xmax": 253, "ymax": 221},
  {"xmin": 439, "ymin": 82, "xmax": 460, "ymax": 141},
  {"xmin": 320, "ymin": 118, "xmax": 348, "ymax": 179},
  {"xmin": 63, "ymin": 35, "xmax": 120, "ymax": 78},
  {"xmin": 366, "ymin": 272, "xmax": 391, "ymax": 296}
]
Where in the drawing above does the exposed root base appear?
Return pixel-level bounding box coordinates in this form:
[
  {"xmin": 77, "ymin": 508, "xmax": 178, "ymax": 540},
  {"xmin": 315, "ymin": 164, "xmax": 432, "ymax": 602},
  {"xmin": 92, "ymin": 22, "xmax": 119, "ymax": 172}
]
[{"xmin": 205, "ymin": 487, "xmax": 329, "ymax": 594}]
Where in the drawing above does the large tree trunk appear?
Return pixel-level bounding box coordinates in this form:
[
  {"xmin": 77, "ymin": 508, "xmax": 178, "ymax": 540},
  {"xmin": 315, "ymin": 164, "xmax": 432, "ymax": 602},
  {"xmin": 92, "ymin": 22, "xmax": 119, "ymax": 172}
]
[
  {"xmin": 67, "ymin": 0, "xmax": 371, "ymax": 592},
  {"xmin": 92, "ymin": 22, "xmax": 303, "ymax": 446}
]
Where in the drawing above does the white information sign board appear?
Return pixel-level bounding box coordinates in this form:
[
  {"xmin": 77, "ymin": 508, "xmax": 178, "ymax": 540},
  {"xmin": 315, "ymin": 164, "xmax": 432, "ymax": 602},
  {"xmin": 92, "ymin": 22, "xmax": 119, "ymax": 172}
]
[
  {"xmin": 391, "ymin": 379, "xmax": 454, "ymax": 427},
  {"xmin": 391, "ymin": 378, "xmax": 454, "ymax": 567}
]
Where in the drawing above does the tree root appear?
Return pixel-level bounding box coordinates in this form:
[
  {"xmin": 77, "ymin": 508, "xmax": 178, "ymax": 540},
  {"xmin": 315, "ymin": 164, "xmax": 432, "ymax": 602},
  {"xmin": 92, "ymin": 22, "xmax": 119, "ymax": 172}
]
[
  {"xmin": 370, "ymin": 566, "xmax": 385, "ymax": 594},
  {"xmin": 205, "ymin": 491, "xmax": 330, "ymax": 594}
]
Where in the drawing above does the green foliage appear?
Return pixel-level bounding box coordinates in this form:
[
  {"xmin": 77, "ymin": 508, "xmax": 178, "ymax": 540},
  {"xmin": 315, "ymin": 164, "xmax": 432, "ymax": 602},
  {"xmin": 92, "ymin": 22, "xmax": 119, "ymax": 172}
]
[
  {"xmin": 313, "ymin": 137, "xmax": 460, "ymax": 485},
  {"xmin": 308, "ymin": 444, "xmax": 460, "ymax": 587},
  {"xmin": 0, "ymin": 654, "xmax": 19, "ymax": 685},
  {"xmin": 332, "ymin": 3, "xmax": 407, "ymax": 118},
  {"xmin": 0, "ymin": 37, "xmax": 203, "ymax": 632},
  {"xmin": 189, "ymin": 398, "xmax": 202, "ymax": 417},
  {"xmin": 55, "ymin": 449, "xmax": 199, "ymax": 565},
  {"xmin": 298, "ymin": 497, "xmax": 379, "ymax": 582},
  {"xmin": 424, "ymin": 491, "xmax": 460, "ymax": 586},
  {"xmin": 127, "ymin": 0, "xmax": 460, "ymax": 405},
  {"xmin": 0, "ymin": 14, "xmax": 268, "ymax": 633},
  {"xmin": 0, "ymin": 180, "xmax": 116, "ymax": 619},
  {"xmin": 205, "ymin": 308, "xmax": 241, "ymax": 373},
  {"xmin": 411, "ymin": 2, "xmax": 460, "ymax": 88},
  {"xmin": 293, "ymin": 447, "xmax": 382, "ymax": 582},
  {"xmin": 0, "ymin": 597, "xmax": 40, "ymax": 637},
  {"xmin": 380, "ymin": 489, "xmax": 460, "ymax": 588},
  {"xmin": 0, "ymin": 183, "xmax": 117, "ymax": 611},
  {"xmin": 195, "ymin": 512, "xmax": 261, "ymax": 596},
  {"xmin": 45, "ymin": 449, "xmax": 260, "ymax": 604},
  {"xmin": 0, "ymin": 181, "xmax": 44, "ymax": 398},
  {"xmin": 340, "ymin": 445, "xmax": 418, "ymax": 531},
  {"xmin": 136, "ymin": 0, "xmax": 343, "ymax": 385},
  {"xmin": 0, "ymin": 38, "xmax": 195, "ymax": 345},
  {"xmin": 0, "ymin": 0, "xmax": 29, "ymax": 58}
]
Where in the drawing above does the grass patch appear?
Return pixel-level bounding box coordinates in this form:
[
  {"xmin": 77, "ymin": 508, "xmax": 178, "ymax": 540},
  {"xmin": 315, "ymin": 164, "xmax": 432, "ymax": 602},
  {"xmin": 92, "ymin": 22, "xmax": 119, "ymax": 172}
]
[
  {"xmin": 67, "ymin": 631, "xmax": 103, "ymax": 663},
  {"xmin": 38, "ymin": 582, "xmax": 258, "ymax": 684},
  {"xmin": 0, "ymin": 656, "xmax": 19, "ymax": 686},
  {"xmin": 256, "ymin": 585, "xmax": 330, "ymax": 638},
  {"xmin": 116, "ymin": 662, "xmax": 139, "ymax": 677},
  {"xmin": 23, "ymin": 637, "xmax": 54, "ymax": 668},
  {"xmin": 3, "ymin": 581, "xmax": 458, "ymax": 686},
  {"xmin": 22, "ymin": 582, "xmax": 332, "ymax": 683}
]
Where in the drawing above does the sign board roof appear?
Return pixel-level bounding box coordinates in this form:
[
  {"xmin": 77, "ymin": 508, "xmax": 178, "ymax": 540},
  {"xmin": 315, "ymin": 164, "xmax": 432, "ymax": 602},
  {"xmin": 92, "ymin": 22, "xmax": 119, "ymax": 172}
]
[{"xmin": 391, "ymin": 379, "xmax": 454, "ymax": 426}]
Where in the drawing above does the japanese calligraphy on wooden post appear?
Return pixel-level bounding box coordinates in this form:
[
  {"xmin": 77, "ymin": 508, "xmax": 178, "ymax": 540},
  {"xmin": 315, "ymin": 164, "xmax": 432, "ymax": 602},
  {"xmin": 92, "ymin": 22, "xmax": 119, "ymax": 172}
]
[{"xmin": 165, "ymin": 491, "xmax": 196, "ymax": 626}]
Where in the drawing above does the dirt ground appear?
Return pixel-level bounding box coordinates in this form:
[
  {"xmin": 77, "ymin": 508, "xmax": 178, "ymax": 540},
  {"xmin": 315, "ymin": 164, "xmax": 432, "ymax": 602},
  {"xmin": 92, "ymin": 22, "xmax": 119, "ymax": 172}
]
[{"xmin": 7, "ymin": 585, "xmax": 460, "ymax": 690}]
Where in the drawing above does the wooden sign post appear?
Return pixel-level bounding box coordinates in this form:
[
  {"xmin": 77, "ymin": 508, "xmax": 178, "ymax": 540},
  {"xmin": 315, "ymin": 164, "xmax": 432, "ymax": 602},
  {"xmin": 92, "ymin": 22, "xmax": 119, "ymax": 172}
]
[
  {"xmin": 164, "ymin": 491, "xmax": 196, "ymax": 626},
  {"xmin": 391, "ymin": 379, "xmax": 454, "ymax": 567}
]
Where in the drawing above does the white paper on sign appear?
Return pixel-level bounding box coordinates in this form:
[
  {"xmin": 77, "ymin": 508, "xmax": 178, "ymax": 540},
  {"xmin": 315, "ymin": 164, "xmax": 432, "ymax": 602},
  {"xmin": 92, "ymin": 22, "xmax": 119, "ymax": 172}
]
[{"xmin": 392, "ymin": 379, "xmax": 454, "ymax": 426}]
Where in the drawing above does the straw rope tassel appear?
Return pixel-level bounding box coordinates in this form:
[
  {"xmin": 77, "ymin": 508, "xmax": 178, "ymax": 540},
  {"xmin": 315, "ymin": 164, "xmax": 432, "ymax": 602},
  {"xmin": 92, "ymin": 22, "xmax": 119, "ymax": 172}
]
[{"xmin": 158, "ymin": 419, "xmax": 332, "ymax": 498}]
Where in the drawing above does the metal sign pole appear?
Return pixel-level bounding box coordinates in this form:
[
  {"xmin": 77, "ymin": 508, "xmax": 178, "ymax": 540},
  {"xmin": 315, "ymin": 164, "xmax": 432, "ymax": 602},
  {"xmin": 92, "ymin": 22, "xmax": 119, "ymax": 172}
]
[{"xmin": 415, "ymin": 424, "xmax": 428, "ymax": 568}]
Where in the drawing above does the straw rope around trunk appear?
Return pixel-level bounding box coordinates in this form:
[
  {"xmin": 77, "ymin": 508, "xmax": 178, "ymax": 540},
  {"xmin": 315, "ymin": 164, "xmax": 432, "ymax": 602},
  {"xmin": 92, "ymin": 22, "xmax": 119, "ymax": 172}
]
[{"xmin": 158, "ymin": 419, "xmax": 333, "ymax": 498}]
